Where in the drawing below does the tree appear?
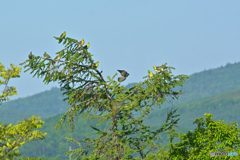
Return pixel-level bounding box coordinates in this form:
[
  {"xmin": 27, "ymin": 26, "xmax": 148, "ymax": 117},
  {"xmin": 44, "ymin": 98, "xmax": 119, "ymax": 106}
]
[
  {"xmin": 20, "ymin": 32, "xmax": 189, "ymax": 159},
  {"xmin": 0, "ymin": 62, "xmax": 47, "ymax": 160},
  {"xmin": 0, "ymin": 62, "xmax": 21, "ymax": 105},
  {"xmin": 0, "ymin": 116, "xmax": 47, "ymax": 160},
  {"xmin": 168, "ymin": 113, "xmax": 240, "ymax": 159}
]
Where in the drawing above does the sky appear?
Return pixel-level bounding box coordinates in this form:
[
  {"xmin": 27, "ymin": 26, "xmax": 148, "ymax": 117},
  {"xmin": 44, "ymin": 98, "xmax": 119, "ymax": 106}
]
[{"xmin": 1, "ymin": 1, "xmax": 240, "ymax": 100}]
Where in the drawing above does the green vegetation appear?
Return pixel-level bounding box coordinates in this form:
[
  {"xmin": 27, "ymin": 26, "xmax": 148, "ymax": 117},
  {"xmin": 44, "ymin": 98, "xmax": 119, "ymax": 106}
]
[
  {"xmin": 167, "ymin": 113, "xmax": 240, "ymax": 159},
  {"xmin": 1, "ymin": 32, "xmax": 240, "ymax": 159},
  {"xmin": 0, "ymin": 62, "xmax": 46, "ymax": 160},
  {"xmin": 2, "ymin": 62, "xmax": 240, "ymax": 124},
  {"xmin": 18, "ymin": 114, "xmax": 106, "ymax": 159},
  {"xmin": 0, "ymin": 87, "xmax": 68, "ymax": 124},
  {"xmin": 14, "ymin": 85, "xmax": 240, "ymax": 159},
  {"xmin": 147, "ymin": 87, "xmax": 240, "ymax": 135},
  {"xmin": 20, "ymin": 32, "xmax": 189, "ymax": 159}
]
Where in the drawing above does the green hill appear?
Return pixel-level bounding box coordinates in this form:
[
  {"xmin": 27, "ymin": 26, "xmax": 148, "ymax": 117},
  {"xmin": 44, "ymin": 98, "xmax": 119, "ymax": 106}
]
[
  {"xmin": 173, "ymin": 62, "xmax": 240, "ymax": 105},
  {"xmin": 0, "ymin": 87, "xmax": 68, "ymax": 124},
  {"xmin": 146, "ymin": 87, "xmax": 240, "ymax": 133},
  {"xmin": 18, "ymin": 113, "xmax": 106, "ymax": 159},
  {"xmin": 17, "ymin": 87, "xmax": 240, "ymax": 159}
]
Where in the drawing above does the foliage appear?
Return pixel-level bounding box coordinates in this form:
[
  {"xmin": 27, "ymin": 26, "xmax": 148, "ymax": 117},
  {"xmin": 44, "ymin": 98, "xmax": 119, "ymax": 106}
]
[
  {"xmin": 0, "ymin": 62, "xmax": 21, "ymax": 104},
  {"xmin": 18, "ymin": 114, "xmax": 106, "ymax": 159},
  {"xmin": 0, "ymin": 62, "xmax": 47, "ymax": 160},
  {"xmin": 20, "ymin": 32, "xmax": 189, "ymax": 159},
  {"xmin": 165, "ymin": 113, "xmax": 240, "ymax": 159},
  {"xmin": 18, "ymin": 87, "xmax": 240, "ymax": 159},
  {"xmin": 13, "ymin": 155, "xmax": 61, "ymax": 160},
  {"xmin": 0, "ymin": 116, "xmax": 47, "ymax": 160}
]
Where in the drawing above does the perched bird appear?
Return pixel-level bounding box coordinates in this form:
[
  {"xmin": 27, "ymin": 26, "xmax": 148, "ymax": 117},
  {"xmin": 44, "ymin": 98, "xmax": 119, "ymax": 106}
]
[
  {"xmin": 117, "ymin": 70, "xmax": 129, "ymax": 82},
  {"xmin": 117, "ymin": 70, "xmax": 129, "ymax": 77},
  {"xmin": 43, "ymin": 52, "xmax": 51, "ymax": 59},
  {"xmin": 60, "ymin": 31, "xmax": 66, "ymax": 38},
  {"xmin": 83, "ymin": 42, "xmax": 90, "ymax": 49},
  {"xmin": 53, "ymin": 31, "xmax": 66, "ymax": 43},
  {"xmin": 28, "ymin": 52, "xmax": 33, "ymax": 59},
  {"xmin": 52, "ymin": 55, "xmax": 61, "ymax": 65},
  {"xmin": 153, "ymin": 63, "xmax": 168, "ymax": 73},
  {"xmin": 54, "ymin": 55, "xmax": 61, "ymax": 62},
  {"xmin": 94, "ymin": 61, "xmax": 99, "ymax": 67},
  {"xmin": 90, "ymin": 61, "xmax": 99, "ymax": 69},
  {"xmin": 149, "ymin": 71, "xmax": 153, "ymax": 79},
  {"xmin": 153, "ymin": 65, "xmax": 164, "ymax": 73},
  {"xmin": 78, "ymin": 39, "xmax": 85, "ymax": 46}
]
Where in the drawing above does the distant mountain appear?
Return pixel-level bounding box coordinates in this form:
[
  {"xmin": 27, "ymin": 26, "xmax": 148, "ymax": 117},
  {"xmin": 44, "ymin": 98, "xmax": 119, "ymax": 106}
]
[
  {"xmin": 173, "ymin": 62, "xmax": 240, "ymax": 105},
  {"xmin": 18, "ymin": 113, "xmax": 106, "ymax": 159},
  {"xmin": 146, "ymin": 87, "xmax": 240, "ymax": 133},
  {"xmin": 0, "ymin": 87, "xmax": 68, "ymax": 124},
  {"xmin": 0, "ymin": 109, "xmax": 33, "ymax": 125}
]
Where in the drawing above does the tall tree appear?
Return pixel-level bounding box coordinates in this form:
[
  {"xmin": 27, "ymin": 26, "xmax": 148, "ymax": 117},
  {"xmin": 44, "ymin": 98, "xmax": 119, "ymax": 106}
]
[{"xmin": 20, "ymin": 32, "xmax": 189, "ymax": 159}]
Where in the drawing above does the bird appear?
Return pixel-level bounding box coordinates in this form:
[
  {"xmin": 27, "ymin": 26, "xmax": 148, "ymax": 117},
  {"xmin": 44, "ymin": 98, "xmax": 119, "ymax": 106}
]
[
  {"xmin": 89, "ymin": 61, "xmax": 99, "ymax": 69},
  {"xmin": 78, "ymin": 39, "xmax": 85, "ymax": 46},
  {"xmin": 60, "ymin": 31, "xmax": 66, "ymax": 38},
  {"xmin": 117, "ymin": 70, "xmax": 129, "ymax": 77},
  {"xmin": 28, "ymin": 52, "xmax": 33, "ymax": 59},
  {"xmin": 149, "ymin": 71, "xmax": 153, "ymax": 79},
  {"xmin": 83, "ymin": 42, "xmax": 90, "ymax": 49},
  {"xmin": 94, "ymin": 61, "xmax": 99, "ymax": 68},
  {"xmin": 153, "ymin": 65, "xmax": 164, "ymax": 73},
  {"xmin": 154, "ymin": 63, "xmax": 168, "ymax": 73},
  {"xmin": 43, "ymin": 52, "xmax": 51, "ymax": 59},
  {"xmin": 54, "ymin": 55, "xmax": 61, "ymax": 62},
  {"xmin": 52, "ymin": 55, "xmax": 61, "ymax": 65},
  {"xmin": 117, "ymin": 70, "xmax": 129, "ymax": 82}
]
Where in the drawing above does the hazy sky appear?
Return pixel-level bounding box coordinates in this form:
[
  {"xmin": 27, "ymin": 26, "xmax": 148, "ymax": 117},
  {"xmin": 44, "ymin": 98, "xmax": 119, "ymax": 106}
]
[{"xmin": 1, "ymin": 1, "xmax": 240, "ymax": 100}]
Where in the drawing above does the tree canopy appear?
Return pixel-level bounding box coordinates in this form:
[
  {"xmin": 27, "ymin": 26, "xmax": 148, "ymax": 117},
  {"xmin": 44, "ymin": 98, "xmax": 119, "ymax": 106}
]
[
  {"xmin": 0, "ymin": 62, "xmax": 46, "ymax": 160},
  {"xmin": 20, "ymin": 32, "xmax": 189, "ymax": 159}
]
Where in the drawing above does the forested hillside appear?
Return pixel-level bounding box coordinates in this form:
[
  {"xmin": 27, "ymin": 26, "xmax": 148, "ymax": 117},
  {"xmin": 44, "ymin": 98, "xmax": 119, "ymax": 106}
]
[
  {"xmin": 173, "ymin": 62, "xmax": 240, "ymax": 105},
  {"xmin": 17, "ymin": 87, "xmax": 240, "ymax": 159},
  {"xmin": 18, "ymin": 113, "xmax": 106, "ymax": 159},
  {"xmin": 146, "ymin": 87, "xmax": 240, "ymax": 133},
  {"xmin": 0, "ymin": 87, "xmax": 68, "ymax": 124}
]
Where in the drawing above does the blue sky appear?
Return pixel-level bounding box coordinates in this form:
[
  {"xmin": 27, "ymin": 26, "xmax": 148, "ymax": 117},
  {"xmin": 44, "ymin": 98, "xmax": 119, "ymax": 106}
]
[{"xmin": 1, "ymin": 1, "xmax": 240, "ymax": 100}]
